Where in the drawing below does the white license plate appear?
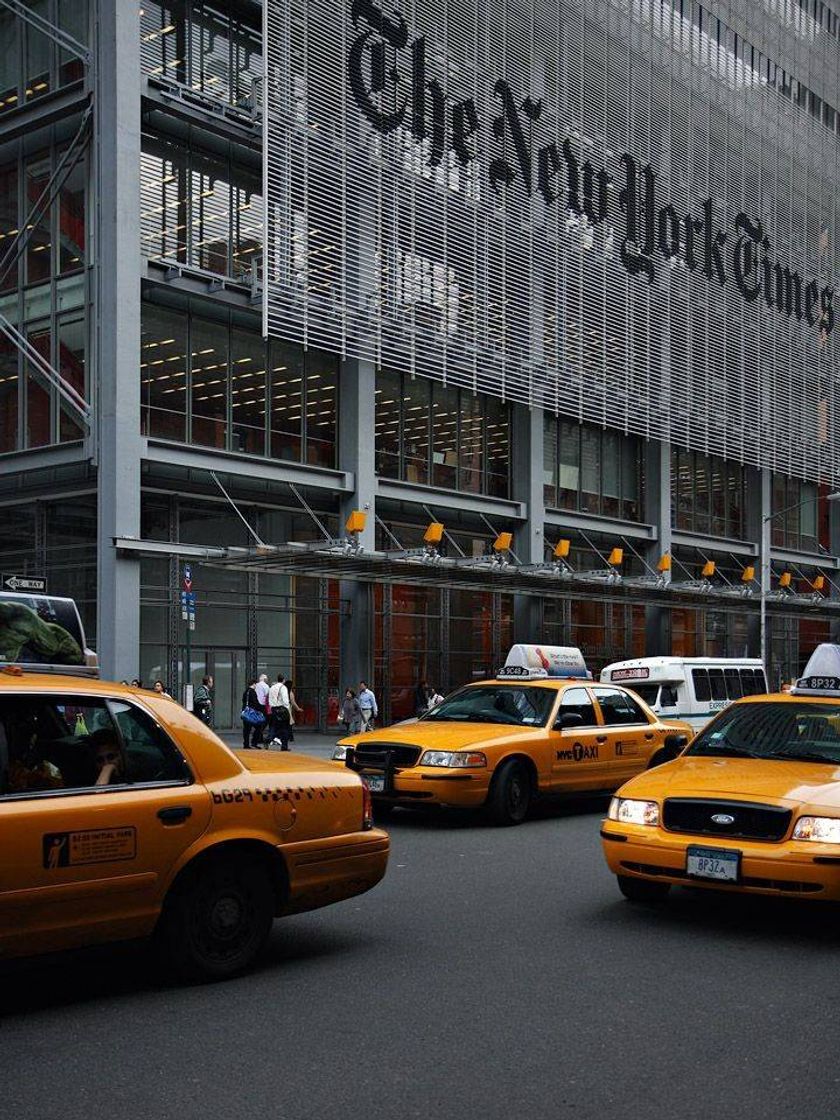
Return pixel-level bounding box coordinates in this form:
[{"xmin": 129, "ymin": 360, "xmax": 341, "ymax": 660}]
[
  {"xmin": 364, "ymin": 774, "xmax": 385, "ymax": 794},
  {"xmin": 686, "ymin": 846, "xmax": 740, "ymax": 882}
]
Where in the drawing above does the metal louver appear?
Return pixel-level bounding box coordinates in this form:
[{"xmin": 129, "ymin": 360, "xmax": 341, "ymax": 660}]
[{"xmin": 264, "ymin": 0, "xmax": 840, "ymax": 485}]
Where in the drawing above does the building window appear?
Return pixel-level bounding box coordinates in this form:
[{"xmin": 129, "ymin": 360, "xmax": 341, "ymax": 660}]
[
  {"xmin": 771, "ymin": 475, "xmax": 820, "ymax": 553},
  {"xmin": 374, "ymin": 370, "xmax": 511, "ymax": 498},
  {"xmin": 140, "ymin": 0, "xmax": 261, "ymax": 111},
  {"xmin": 672, "ymin": 449, "xmax": 745, "ymax": 538},
  {"xmin": 141, "ymin": 303, "xmax": 337, "ymax": 467},
  {"xmin": 544, "ymin": 417, "xmax": 641, "ymax": 521},
  {"xmin": 0, "ymin": 0, "xmax": 87, "ymax": 117},
  {"xmin": 141, "ymin": 133, "xmax": 262, "ymax": 281}
]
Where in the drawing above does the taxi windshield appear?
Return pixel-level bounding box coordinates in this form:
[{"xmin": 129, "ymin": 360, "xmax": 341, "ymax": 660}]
[
  {"xmin": 423, "ymin": 685, "xmax": 555, "ymax": 727},
  {"xmin": 688, "ymin": 701, "xmax": 840, "ymax": 764}
]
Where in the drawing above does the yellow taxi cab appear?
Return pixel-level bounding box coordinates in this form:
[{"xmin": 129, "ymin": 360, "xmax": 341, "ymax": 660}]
[
  {"xmin": 333, "ymin": 645, "xmax": 692, "ymax": 825},
  {"xmin": 601, "ymin": 644, "xmax": 840, "ymax": 906},
  {"xmin": 0, "ymin": 669, "xmax": 389, "ymax": 980}
]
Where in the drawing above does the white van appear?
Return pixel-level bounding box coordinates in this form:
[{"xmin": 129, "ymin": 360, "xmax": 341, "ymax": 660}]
[
  {"xmin": 599, "ymin": 656, "xmax": 767, "ymax": 731},
  {"xmin": 0, "ymin": 591, "xmax": 98, "ymax": 676}
]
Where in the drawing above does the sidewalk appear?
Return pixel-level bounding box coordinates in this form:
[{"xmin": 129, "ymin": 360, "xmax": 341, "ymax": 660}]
[{"xmin": 217, "ymin": 729, "xmax": 341, "ymax": 760}]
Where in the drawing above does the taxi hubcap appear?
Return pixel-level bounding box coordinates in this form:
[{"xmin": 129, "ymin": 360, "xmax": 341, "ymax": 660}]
[{"xmin": 210, "ymin": 893, "xmax": 244, "ymax": 935}]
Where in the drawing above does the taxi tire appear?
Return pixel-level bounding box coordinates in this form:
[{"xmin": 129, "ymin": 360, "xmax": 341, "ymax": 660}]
[
  {"xmin": 372, "ymin": 800, "xmax": 396, "ymax": 821},
  {"xmin": 160, "ymin": 855, "xmax": 275, "ymax": 982},
  {"xmin": 486, "ymin": 759, "xmax": 531, "ymax": 826},
  {"xmin": 617, "ymin": 874, "xmax": 671, "ymax": 903}
]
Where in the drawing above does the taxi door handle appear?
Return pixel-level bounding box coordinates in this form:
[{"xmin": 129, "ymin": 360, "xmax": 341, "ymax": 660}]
[
  {"xmin": 158, "ymin": 806, "xmax": 192, "ymax": 825},
  {"xmin": 596, "ymin": 735, "xmax": 607, "ymax": 744},
  {"xmin": 644, "ymin": 732, "xmax": 655, "ymax": 740}
]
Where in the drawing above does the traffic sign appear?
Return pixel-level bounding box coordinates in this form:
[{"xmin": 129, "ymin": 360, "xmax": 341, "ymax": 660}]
[{"xmin": 2, "ymin": 573, "xmax": 47, "ymax": 593}]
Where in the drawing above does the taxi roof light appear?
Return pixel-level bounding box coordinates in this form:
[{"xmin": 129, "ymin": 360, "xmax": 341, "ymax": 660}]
[
  {"xmin": 499, "ymin": 644, "xmax": 589, "ymax": 680},
  {"xmin": 792, "ymin": 644, "xmax": 840, "ymax": 695}
]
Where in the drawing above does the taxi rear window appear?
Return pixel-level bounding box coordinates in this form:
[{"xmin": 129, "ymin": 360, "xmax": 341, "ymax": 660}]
[
  {"xmin": 688, "ymin": 701, "xmax": 840, "ymax": 764},
  {"xmin": 424, "ymin": 685, "xmax": 555, "ymax": 727}
]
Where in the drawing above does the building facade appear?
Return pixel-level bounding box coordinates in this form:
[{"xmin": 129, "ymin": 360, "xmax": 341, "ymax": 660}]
[{"xmin": 1, "ymin": 0, "xmax": 839, "ymax": 728}]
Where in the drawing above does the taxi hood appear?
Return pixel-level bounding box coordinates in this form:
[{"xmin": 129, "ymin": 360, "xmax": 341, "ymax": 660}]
[
  {"xmin": 622, "ymin": 755, "xmax": 840, "ymax": 810},
  {"xmin": 233, "ymin": 749, "xmax": 351, "ymax": 779},
  {"xmin": 344, "ymin": 721, "xmax": 545, "ymax": 751}
]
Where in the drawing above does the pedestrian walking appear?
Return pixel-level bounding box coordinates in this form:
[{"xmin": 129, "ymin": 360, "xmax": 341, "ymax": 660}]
[
  {"xmin": 153, "ymin": 679, "xmax": 172, "ymax": 698},
  {"xmin": 268, "ymin": 673, "xmax": 291, "ymax": 750},
  {"xmin": 194, "ymin": 675, "xmax": 214, "ymax": 727},
  {"xmin": 428, "ymin": 686, "xmax": 445, "ymax": 709},
  {"xmin": 240, "ymin": 676, "xmax": 265, "ymax": 748},
  {"xmin": 286, "ymin": 679, "xmax": 304, "ymax": 743},
  {"xmin": 414, "ymin": 679, "xmax": 431, "ymax": 717},
  {"xmin": 358, "ymin": 680, "xmax": 378, "ymax": 731},
  {"xmin": 255, "ymin": 673, "xmax": 270, "ymax": 717},
  {"xmin": 340, "ymin": 688, "xmax": 362, "ymax": 734}
]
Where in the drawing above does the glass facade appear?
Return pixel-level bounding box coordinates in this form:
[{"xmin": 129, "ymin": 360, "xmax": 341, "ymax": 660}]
[
  {"xmin": 673, "ymin": 450, "xmax": 745, "ymax": 538},
  {"xmin": 544, "ymin": 416, "xmax": 641, "ymax": 520},
  {"xmin": 141, "ymin": 302, "xmax": 337, "ymax": 466},
  {"xmin": 0, "ymin": 0, "xmax": 87, "ymax": 116},
  {"xmin": 140, "ymin": 1, "xmax": 262, "ymax": 110},
  {"xmin": 375, "ymin": 369, "xmax": 510, "ymax": 497},
  {"xmin": 771, "ymin": 475, "xmax": 820, "ymax": 552},
  {"xmin": 140, "ymin": 132, "xmax": 262, "ymax": 281}
]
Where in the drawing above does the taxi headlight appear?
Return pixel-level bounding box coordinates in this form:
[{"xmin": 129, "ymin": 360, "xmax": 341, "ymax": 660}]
[
  {"xmin": 608, "ymin": 797, "xmax": 660, "ymax": 826},
  {"xmin": 332, "ymin": 743, "xmax": 349, "ymax": 761},
  {"xmin": 792, "ymin": 816, "xmax": 840, "ymax": 843},
  {"xmin": 420, "ymin": 750, "xmax": 487, "ymax": 768}
]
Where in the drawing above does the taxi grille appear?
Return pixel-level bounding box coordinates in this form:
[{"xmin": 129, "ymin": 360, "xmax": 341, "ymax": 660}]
[
  {"xmin": 352, "ymin": 743, "xmax": 422, "ymax": 769},
  {"xmin": 662, "ymin": 799, "xmax": 792, "ymax": 841}
]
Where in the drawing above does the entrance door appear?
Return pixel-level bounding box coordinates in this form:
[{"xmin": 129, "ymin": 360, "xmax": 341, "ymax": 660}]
[{"xmin": 208, "ymin": 650, "xmax": 248, "ymax": 731}]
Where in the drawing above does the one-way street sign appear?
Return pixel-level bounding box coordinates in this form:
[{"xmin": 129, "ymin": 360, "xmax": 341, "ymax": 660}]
[{"xmin": 3, "ymin": 574, "xmax": 47, "ymax": 593}]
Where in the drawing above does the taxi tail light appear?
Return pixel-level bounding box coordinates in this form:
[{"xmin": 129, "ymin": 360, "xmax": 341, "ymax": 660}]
[{"xmin": 361, "ymin": 778, "xmax": 374, "ymax": 831}]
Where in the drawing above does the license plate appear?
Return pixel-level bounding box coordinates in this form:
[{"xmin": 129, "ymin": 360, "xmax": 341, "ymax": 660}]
[
  {"xmin": 686, "ymin": 846, "xmax": 740, "ymax": 883},
  {"xmin": 364, "ymin": 774, "xmax": 385, "ymax": 793}
]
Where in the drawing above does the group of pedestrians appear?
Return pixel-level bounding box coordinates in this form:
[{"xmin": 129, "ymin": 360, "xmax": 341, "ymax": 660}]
[
  {"xmin": 339, "ymin": 681, "xmax": 378, "ymax": 733},
  {"xmin": 241, "ymin": 672, "xmax": 303, "ymax": 750}
]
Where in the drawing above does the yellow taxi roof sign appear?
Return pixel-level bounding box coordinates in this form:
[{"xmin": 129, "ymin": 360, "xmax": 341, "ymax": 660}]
[{"xmin": 792, "ymin": 644, "xmax": 840, "ymax": 695}]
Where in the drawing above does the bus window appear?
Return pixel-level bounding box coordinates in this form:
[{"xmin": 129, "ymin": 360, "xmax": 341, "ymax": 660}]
[
  {"xmin": 659, "ymin": 685, "xmax": 678, "ymax": 708},
  {"xmin": 753, "ymin": 668, "xmax": 768, "ymax": 694},
  {"xmin": 708, "ymin": 668, "xmax": 727, "ymax": 701},
  {"xmin": 692, "ymin": 669, "xmax": 711, "ymax": 702},
  {"xmin": 740, "ymin": 668, "xmax": 757, "ymax": 696},
  {"xmin": 724, "ymin": 668, "xmax": 742, "ymax": 699}
]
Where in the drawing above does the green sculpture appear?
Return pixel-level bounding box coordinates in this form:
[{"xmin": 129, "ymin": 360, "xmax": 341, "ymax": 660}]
[{"xmin": 0, "ymin": 601, "xmax": 84, "ymax": 665}]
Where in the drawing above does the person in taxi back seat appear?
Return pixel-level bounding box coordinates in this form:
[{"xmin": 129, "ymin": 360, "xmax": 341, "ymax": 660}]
[
  {"xmin": 7, "ymin": 717, "xmax": 64, "ymax": 793},
  {"xmin": 90, "ymin": 728, "xmax": 125, "ymax": 786}
]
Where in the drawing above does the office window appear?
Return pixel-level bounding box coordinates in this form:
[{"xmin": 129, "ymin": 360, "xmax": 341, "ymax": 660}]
[
  {"xmin": 673, "ymin": 450, "xmax": 745, "ymax": 539},
  {"xmin": 375, "ymin": 370, "xmax": 511, "ymax": 498},
  {"xmin": 141, "ymin": 304, "xmax": 188, "ymax": 442},
  {"xmin": 771, "ymin": 475, "xmax": 820, "ymax": 553},
  {"xmin": 545, "ymin": 417, "xmax": 642, "ymax": 521}
]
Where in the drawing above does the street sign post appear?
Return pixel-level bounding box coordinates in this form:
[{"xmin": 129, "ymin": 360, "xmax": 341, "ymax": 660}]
[
  {"xmin": 2, "ymin": 574, "xmax": 47, "ymax": 593},
  {"xmin": 182, "ymin": 565, "xmax": 196, "ymax": 710}
]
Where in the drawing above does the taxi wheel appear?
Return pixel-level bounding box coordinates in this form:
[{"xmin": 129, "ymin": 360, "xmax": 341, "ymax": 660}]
[
  {"xmin": 160, "ymin": 856, "xmax": 275, "ymax": 982},
  {"xmin": 486, "ymin": 759, "xmax": 531, "ymax": 826},
  {"xmin": 617, "ymin": 874, "xmax": 671, "ymax": 903},
  {"xmin": 372, "ymin": 800, "xmax": 396, "ymax": 821}
]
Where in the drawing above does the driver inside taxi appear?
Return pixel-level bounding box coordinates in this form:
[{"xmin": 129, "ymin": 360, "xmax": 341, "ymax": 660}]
[{"xmin": 91, "ymin": 729, "xmax": 125, "ymax": 786}]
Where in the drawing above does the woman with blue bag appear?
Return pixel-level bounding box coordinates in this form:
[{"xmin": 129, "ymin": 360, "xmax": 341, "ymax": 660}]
[{"xmin": 240, "ymin": 676, "xmax": 266, "ymax": 749}]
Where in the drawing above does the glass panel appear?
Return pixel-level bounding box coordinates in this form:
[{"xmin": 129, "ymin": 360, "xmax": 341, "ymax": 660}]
[
  {"xmin": 431, "ymin": 383, "xmax": 458, "ymax": 489},
  {"xmin": 602, "ymin": 430, "xmax": 620, "ymax": 516},
  {"xmin": 25, "ymin": 325, "xmax": 51, "ymax": 448},
  {"xmin": 140, "ymin": 137, "xmax": 188, "ymax": 263},
  {"xmin": 190, "ymin": 315, "xmax": 228, "ymax": 448},
  {"xmin": 190, "ymin": 3, "xmax": 232, "ymax": 103},
  {"xmin": 25, "ymin": 0, "xmax": 51, "ymax": 103},
  {"xmin": 459, "ymin": 392, "xmax": 483, "ymax": 494},
  {"xmin": 403, "ymin": 377, "xmax": 430, "ymax": 485},
  {"xmin": 25, "ymin": 154, "xmax": 51, "ymax": 284},
  {"xmin": 189, "ymin": 151, "xmax": 230, "ymax": 274},
  {"xmin": 727, "ymin": 461, "xmax": 743, "ymax": 538},
  {"xmin": 543, "ymin": 414, "xmax": 558, "ymax": 506},
  {"xmin": 58, "ymin": 315, "xmax": 85, "ymax": 443},
  {"xmin": 580, "ymin": 426, "xmax": 600, "ymax": 512},
  {"xmin": 375, "ymin": 368, "xmax": 401, "ymax": 478},
  {"xmin": 558, "ymin": 421, "xmax": 580, "ymax": 509},
  {"xmin": 707, "ymin": 668, "xmax": 727, "ymax": 700},
  {"xmin": 141, "ymin": 304, "xmax": 188, "ymax": 441},
  {"xmin": 800, "ymin": 482, "xmax": 817, "ymax": 548},
  {"xmin": 560, "ymin": 686, "xmax": 597, "ymax": 727},
  {"xmin": 231, "ymin": 170, "xmax": 262, "ymax": 280},
  {"xmin": 304, "ymin": 350, "xmax": 337, "ymax": 467},
  {"xmin": 0, "ymin": 332, "xmax": 18, "ymax": 452},
  {"xmin": 140, "ymin": 0, "xmax": 187, "ymax": 83},
  {"xmin": 269, "ymin": 338, "xmax": 303, "ymax": 461},
  {"xmin": 710, "ymin": 457, "xmax": 726, "ymax": 535},
  {"xmin": 0, "ymin": 162, "xmax": 17, "ymax": 292},
  {"xmin": 692, "ymin": 668, "xmax": 711, "ymax": 701},
  {"xmin": 485, "ymin": 395, "xmax": 509, "ymax": 497},
  {"xmin": 110, "ymin": 700, "xmax": 188, "ymax": 783},
  {"xmin": 230, "ymin": 327, "xmax": 266, "ymax": 455},
  {"xmin": 0, "ymin": 9, "xmax": 18, "ymax": 114},
  {"xmin": 57, "ymin": 0, "xmax": 87, "ymax": 87},
  {"xmin": 58, "ymin": 159, "xmax": 85, "ymax": 275},
  {"xmin": 621, "ymin": 435, "xmax": 640, "ymax": 520}
]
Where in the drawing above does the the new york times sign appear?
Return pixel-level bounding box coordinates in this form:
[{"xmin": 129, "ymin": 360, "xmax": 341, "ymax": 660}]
[{"xmin": 348, "ymin": 0, "xmax": 834, "ymax": 336}]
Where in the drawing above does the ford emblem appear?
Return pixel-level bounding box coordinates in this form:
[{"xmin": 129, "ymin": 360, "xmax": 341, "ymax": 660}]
[{"xmin": 711, "ymin": 813, "xmax": 735, "ymax": 825}]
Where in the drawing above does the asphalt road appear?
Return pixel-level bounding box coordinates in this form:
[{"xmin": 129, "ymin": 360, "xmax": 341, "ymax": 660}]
[{"xmin": 4, "ymin": 787, "xmax": 840, "ymax": 1120}]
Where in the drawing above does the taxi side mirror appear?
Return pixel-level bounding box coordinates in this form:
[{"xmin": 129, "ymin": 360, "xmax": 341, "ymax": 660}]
[
  {"xmin": 663, "ymin": 732, "xmax": 688, "ymax": 755},
  {"xmin": 555, "ymin": 711, "xmax": 584, "ymax": 730}
]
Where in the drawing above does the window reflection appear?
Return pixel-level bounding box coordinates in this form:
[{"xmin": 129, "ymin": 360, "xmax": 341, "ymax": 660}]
[
  {"xmin": 673, "ymin": 449, "xmax": 745, "ymax": 539},
  {"xmin": 545, "ymin": 416, "xmax": 641, "ymax": 520}
]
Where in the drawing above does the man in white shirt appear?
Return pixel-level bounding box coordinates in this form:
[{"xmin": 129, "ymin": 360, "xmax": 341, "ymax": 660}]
[
  {"xmin": 254, "ymin": 673, "xmax": 269, "ymax": 710},
  {"xmin": 358, "ymin": 681, "xmax": 378, "ymax": 731},
  {"xmin": 267, "ymin": 673, "xmax": 291, "ymax": 749}
]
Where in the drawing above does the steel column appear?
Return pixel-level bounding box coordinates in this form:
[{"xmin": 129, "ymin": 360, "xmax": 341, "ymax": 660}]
[
  {"xmin": 644, "ymin": 441, "xmax": 672, "ymax": 655},
  {"xmin": 512, "ymin": 403, "xmax": 545, "ymax": 641}
]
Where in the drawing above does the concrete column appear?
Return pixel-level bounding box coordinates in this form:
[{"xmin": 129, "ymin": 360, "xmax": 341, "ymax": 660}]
[
  {"xmin": 338, "ymin": 357, "xmax": 376, "ymax": 694},
  {"xmin": 94, "ymin": 0, "xmax": 142, "ymax": 680},
  {"xmin": 829, "ymin": 495, "xmax": 840, "ymax": 643},
  {"xmin": 511, "ymin": 404, "xmax": 545, "ymax": 640},
  {"xmin": 644, "ymin": 440, "xmax": 671, "ymax": 654}
]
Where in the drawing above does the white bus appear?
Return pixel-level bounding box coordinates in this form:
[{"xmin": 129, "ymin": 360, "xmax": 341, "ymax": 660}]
[
  {"xmin": 0, "ymin": 591, "xmax": 98, "ymax": 676},
  {"xmin": 599, "ymin": 656, "xmax": 767, "ymax": 730}
]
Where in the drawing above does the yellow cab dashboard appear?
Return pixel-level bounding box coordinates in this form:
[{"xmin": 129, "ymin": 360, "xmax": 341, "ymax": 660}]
[
  {"xmin": 334, "ymin": 645, "xmax": 692, "ymax": 826},
  {"xmin": 601, "ymin": 642, "xmax": 840, "ymax": 905}
]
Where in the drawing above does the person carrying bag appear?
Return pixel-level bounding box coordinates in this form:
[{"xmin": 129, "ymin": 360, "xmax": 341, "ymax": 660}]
[
  {"xmin": 267, "ymin": 673, "xmax": 292, "ymax": 750},
  {"xmin": 240, "ymin": 678, "xmax": 266, "ymax": 749}
]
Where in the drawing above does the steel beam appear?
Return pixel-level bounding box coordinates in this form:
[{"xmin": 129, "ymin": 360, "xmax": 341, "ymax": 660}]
[
  {"xmin": 144, "ymin": 438, "xmax": 352, "ymax": 493},
  {"xmin": 0, "ymin": 0, "xmax": 91, "ymax": 65}
]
